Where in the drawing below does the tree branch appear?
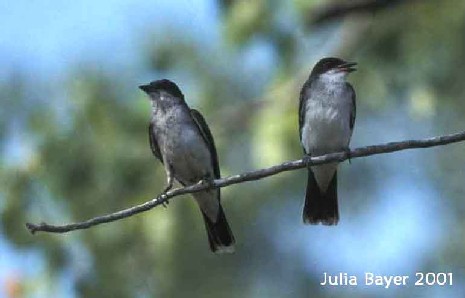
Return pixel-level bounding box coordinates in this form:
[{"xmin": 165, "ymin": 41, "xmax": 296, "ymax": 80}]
[
  {"xmin": 309, "ymin": 0, "xmax": 410, "ymax": 25},
  {"xmin": 26, "ymin": 130, "xmax": 465, "ymax": 234}
]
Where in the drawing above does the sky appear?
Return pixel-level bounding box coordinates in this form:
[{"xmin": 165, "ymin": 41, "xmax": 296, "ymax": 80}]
[{"xmin": 0, "ymin": 0, "xmax": 219, "ymax": 78}]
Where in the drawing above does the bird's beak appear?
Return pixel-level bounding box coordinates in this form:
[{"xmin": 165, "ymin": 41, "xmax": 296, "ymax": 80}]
[
  {"xmin": 338, "ymin": 62, "xmax": 357, "ymax": 73},
  {"xmin": 139, "ymin": 84, "xmax": 150, "ymax": 93}
]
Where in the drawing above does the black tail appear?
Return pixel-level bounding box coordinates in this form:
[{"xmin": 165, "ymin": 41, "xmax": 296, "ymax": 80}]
[
  {"xmin": 303, "ymin": 169, "xmax": 339, "ymax": 225},
  {"xmin": 201, "ymin": 204, "xmax": 235, "ymax": 254}
]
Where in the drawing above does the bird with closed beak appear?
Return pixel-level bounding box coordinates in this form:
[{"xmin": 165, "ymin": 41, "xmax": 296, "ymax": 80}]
[
  {"xmin": 140, "ymin": 79, "xmax": 235, "ymax": 253},
  {"xmin": 298, "ymin": 57, "xmax": 357, "ymax": 225}
]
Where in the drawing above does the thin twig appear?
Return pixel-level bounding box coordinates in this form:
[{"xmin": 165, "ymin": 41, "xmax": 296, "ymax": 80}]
[
  {"xmin": 26, "ymin": 130, "xmax": 465, "ymax": 234},
  {"xmin": 309, "ymin": 0, "xmax": 409, "ymax": 25}
]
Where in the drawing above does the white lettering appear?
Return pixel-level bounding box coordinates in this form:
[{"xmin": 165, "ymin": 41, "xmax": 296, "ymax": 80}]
[{"xmin": 365, "ymin": 273, "xmax": 409, "ymax": 288}]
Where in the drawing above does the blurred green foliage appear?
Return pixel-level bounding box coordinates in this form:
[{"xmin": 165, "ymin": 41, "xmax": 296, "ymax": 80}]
[{"xmin": 2, "ymin": 1, "xmax": 465, "ymax": 297}]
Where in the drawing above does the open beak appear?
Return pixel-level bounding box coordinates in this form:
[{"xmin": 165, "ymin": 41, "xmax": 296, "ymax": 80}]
[{"xmin": 337, "ymin": 62, "xmax": 357, "ymax": 73}]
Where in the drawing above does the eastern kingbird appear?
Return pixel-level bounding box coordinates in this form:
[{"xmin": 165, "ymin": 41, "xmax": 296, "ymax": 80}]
[
  {"xmin": 140, "ymin": 79, "xmax": 235, "ymax": 253},
  {"xmin": 298, "ymin": 57, "xmax": 357, "ymax": 225}
]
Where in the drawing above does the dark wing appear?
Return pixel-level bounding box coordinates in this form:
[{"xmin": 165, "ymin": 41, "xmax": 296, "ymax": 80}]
[
  {"xmin": 298, "ymin": 80, "xmax": 311, "ymax": 143},
  {"xmin": 346, "ymin": 83, "xmax": 356, "ymax": 131},
  {"xmin": 148, "ymin": 122, "xmax": 163, "ymax": 163},
  {"xmin": 190, "ymin": 109, "xmax": 221, "ymax": 179}
]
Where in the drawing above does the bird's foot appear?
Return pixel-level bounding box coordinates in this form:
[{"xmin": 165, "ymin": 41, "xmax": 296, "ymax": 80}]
[
  {"xmin": 158, "ymin": 193, "xmax": 169, "ymax": 208},
  {"xmin": 160, "ymin": 179, "xmax": 174, "ymax": 208},
  {"xmin": 303, "ymin": 154, "xmax": 313, "ymax": 167},
  {"xmin": 344, "ymin": 148, "xmax": 352, "ymax": 164},
  {"xmin": 197, "ymin": 175, "xmax": 215, "ymax": 189}
]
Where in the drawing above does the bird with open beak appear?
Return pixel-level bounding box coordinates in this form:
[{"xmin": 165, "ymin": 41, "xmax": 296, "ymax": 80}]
[
  {"xmin": 298, "ymin": 57, "xmax": 357, "ymax": 225},
  {"xmin": 140, "ymin": 79, "xmax": 235, "ymax": 253}
]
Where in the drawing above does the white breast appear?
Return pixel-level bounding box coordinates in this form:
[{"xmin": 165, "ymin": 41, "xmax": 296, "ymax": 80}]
[
  {"xmin": 301, "ymin": 78, "xmax": 353, "ymax": 191},
  {"xmin": 156, "ymin": 108, "xmax": 220, "ymax": 221},
  {"xmin": 167, "ymin": 123, "xmax": 212, "ymax": 181},
  {"xmin": 301, "ymin": 82, "xmax": 352, "ymax": 155},
  {"xmin": 302, "ymin": 101, "xmax": 350, "ymax": 155}
]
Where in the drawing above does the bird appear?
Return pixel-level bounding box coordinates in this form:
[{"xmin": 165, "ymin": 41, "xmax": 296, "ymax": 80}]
[
  {"xmin": 139, "ymin": 79, "xmax": 235, "ymax": 253},
  {"xmin": 298, "ymin": 57, "xmax": 357, "ymax": 225}
]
